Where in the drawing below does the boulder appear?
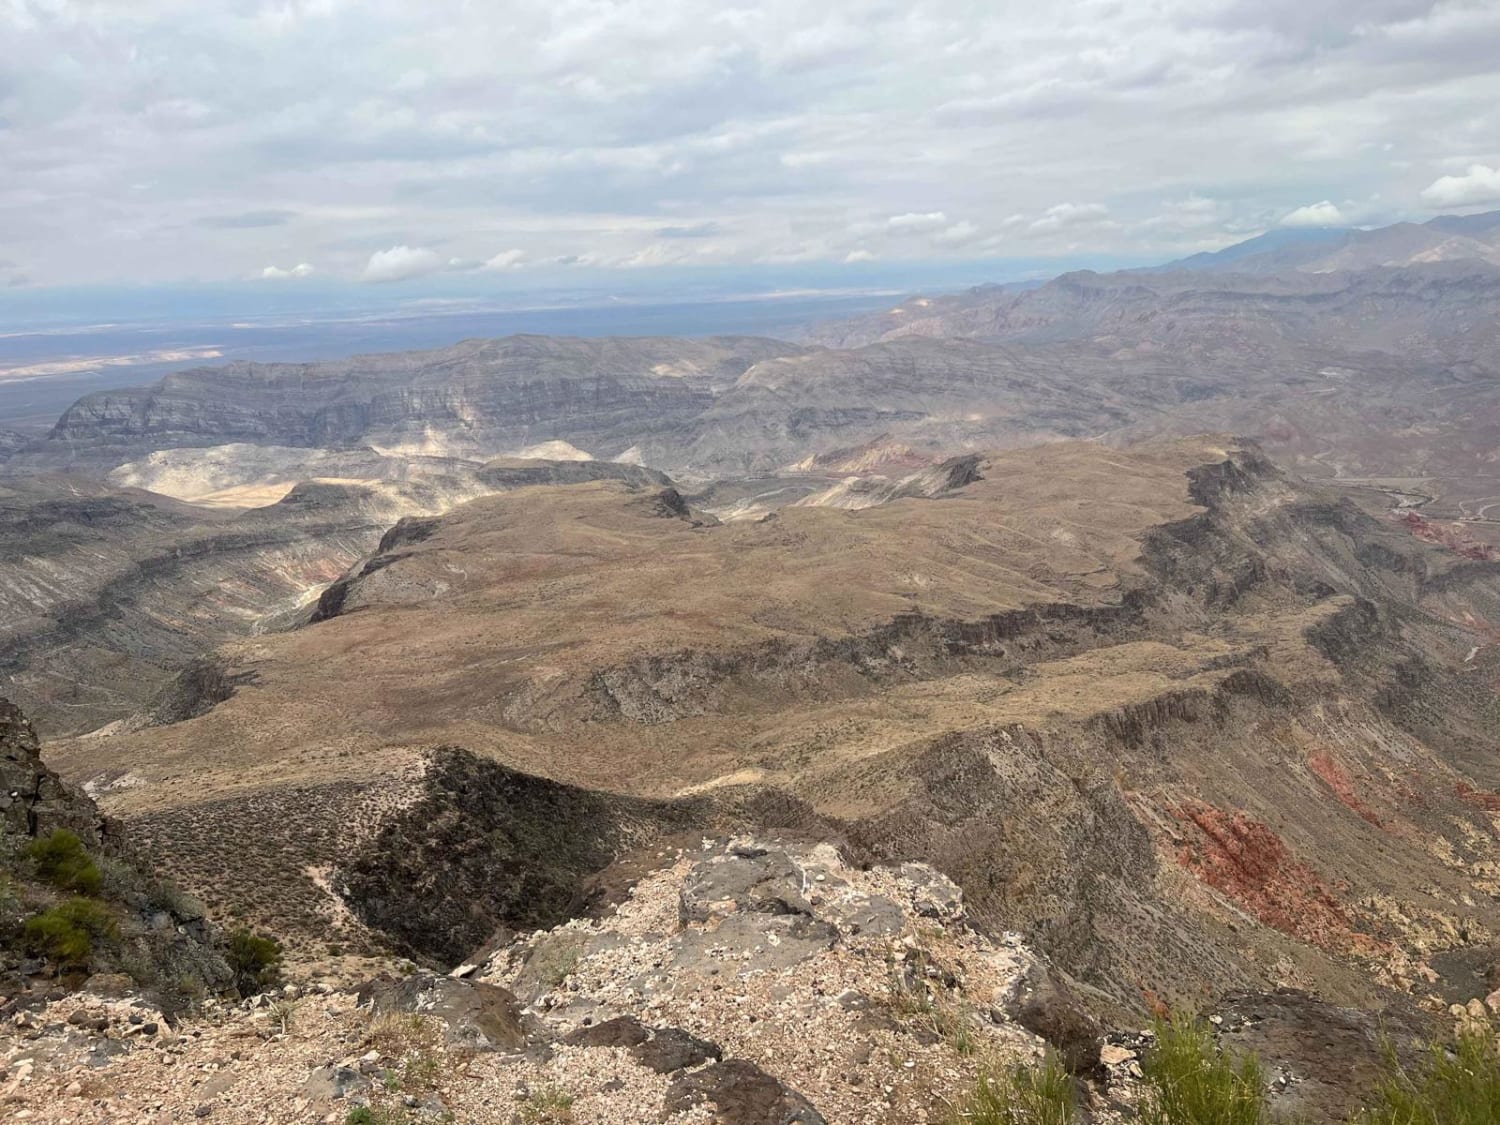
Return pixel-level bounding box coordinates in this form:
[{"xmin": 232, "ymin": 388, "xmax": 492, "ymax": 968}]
[
  {"xmin": 679, "ymin": 845, "xmax": 814, "ymax": 924},
  {"xmin": 304, "ymin": 1065, "xmax": 370, "ymax": 1101},
  {"xmin": 563, "ymin": 1015, "xmax": 722, "ymax": 1074},
  {"xmin": 357, "ymin": 973, "xmax": 527, "ymax": 1051},
  {"xmin": 663, "ymin": 1058, "xmax": 827, "ymax": 1124}
]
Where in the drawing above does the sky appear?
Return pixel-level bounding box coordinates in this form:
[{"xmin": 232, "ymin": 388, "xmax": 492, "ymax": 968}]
[{"xmin": 3, "ymin": 0, "xmax": 1500, "ymax": 297}]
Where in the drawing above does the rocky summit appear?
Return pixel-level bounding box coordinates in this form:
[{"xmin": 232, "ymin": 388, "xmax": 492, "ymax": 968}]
[{"xmin": 0, "ymin": 836, "xmax": 1073, "ymax": 1123}]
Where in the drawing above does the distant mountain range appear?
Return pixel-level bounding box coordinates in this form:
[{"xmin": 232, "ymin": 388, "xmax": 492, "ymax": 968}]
[{"xmin": 1159, "ymin": 208, "xmax": 1500, "ymax": 274}]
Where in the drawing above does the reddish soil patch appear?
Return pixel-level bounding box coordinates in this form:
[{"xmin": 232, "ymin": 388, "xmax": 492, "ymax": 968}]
[
  {"xmin": 1307, "ymin": 751, "xmax": 1383, "ymax": 827},
  {"xmin": 1456, "ymin": 781, "xmax": 1500, "ymax": 812},
  {"xmin": 1394, "ymin": 512, "xmax": 1495, "ymax": 561},
  {"xmin": 1173, "ymin": 801, "xmax": 1371, "ymax": 953}
]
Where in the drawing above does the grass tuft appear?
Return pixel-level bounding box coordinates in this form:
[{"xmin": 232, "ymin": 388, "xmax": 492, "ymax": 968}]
[
  {"xmin": 951, "ymin": 1053, "xmax": 1076, "ymax": 1125},
  {"xmin": 1140, "ymin": 1014, "xmax": 1270, "ymax": 1125},
  {"xmin": 518, "ymin": 1085, "xmax": 575, "ymax": 1123},
  {"xmin": 1353, "ymin": 1028, "xmax": 1500, "ymax": 1125}
]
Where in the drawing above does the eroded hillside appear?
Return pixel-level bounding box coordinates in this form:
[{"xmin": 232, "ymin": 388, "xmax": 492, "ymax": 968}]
[
  {"xmin": 0, "ymin": 458, "xmax": 665, "ymax": 735},
  {"xmin": 42, "ymin": 439, "xmax": 1500, "ymax": 1026}
]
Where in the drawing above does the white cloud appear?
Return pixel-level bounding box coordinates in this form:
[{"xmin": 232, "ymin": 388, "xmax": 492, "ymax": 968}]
[
  {"xmin": 933, "ymin": 221, "xmax": 980, "ymax": 246},
  {"xmin": 259, "ymin": 263, "xmax": 314, "ymax": 279},
  {"xmin": 844, "ymin": 249, "xmax": 876, "ymax": 263},
  {"xmin": 483, "ymin": 249, "xmax": 527, "ymax": 271},
  {"xmin": 1280, "ymin": 201, "xmax": 1347, "ymax": 227},
  {"xmin": 1421, "ymin": 164, "xmax": 1500, "ymax": 209},
  {"xmin": 886, "ymin": 211, "xmax": 948, "ymax": 234},
  {"xmin": 360, "ymin": 245, "xmax": 443, "ymax": 283},
  {"xmin": 1028, "ymin": 203, "xmax": 1111, "ymax": 234}
]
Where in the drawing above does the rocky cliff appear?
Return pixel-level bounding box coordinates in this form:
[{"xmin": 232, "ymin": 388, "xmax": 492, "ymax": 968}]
[
  {"xmin": 0, "ymin": 700, "xmax": 230, "ymax": 1007},
  {"xmin": 43, "ymin": 335, "xmax": 803, "ymax": 465}
]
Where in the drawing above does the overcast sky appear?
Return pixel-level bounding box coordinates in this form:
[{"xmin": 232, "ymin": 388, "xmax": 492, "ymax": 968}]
[{"xmin": 3, "ymin": 0, "xmax": 1500, "ymax": 291}]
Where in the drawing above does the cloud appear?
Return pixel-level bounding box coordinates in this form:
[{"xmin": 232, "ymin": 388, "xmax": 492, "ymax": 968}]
[
  {"xmin": 259, "ymin": 262, "xmax": 314, "ymax": 279},
  {"xmin": 1421, "ymin": 164, "xmax": 1500, "ymax": 209},
  {"xmin": 886, "ymin": 211, "xmax": 949, "ymax": 235},
  {"xmin": 7, "ymin": 1, "xmax": 1500, "ymax": 285},
  {"xmin": 933, "ymin": 221, "xmax": 981, "ymax": 246},
  {"xmin": 482, "ymin": 249, "xmax": 527, "ymax": 271},
  {"xmin": 844, "ymin": 249, "xmax": 876, "ymax": 263},
  {"xmin": 200, "ymin": 210, "xmax": 296, "ymax": 229},
  {"xmin": 360, "ymin": 245, "xmax": 442, "ymax": 283},
  {"xmin": 657, "ymin": 222, "xmax": 722, "ymax": 239},
  {"xmin": 1027, "ymin": 203, "xmax": 1111, "ymax": 234},
  {"xmin": 1280, "ymin": 201, "xmax": 1347, "ymax": 227}
]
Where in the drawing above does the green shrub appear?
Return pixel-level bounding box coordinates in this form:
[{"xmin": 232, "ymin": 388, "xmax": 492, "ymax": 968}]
[
  {"xmin": 344, "ymin": 1107, "xmax": 403, "ymax": 1125},
  {"xmin": 951, "ymin": 1053, "xmax": 1076, "ymax": 1125},
  {"xmin": 227, "ymin": 928, "xmax": 283, "ymax": 995},
  {"xmin": 1141, "ymin": 1014, "xmax": 1269, "ymax": 1125},
  {"xmin": 23, "ymin": 896, "xmax": 118, "ymax": 966},
  {"xmin": 519, "ymin": 1085, "xmax": 575, "ymax": 1123},
  {"xmin": 1353, "ymin": 1028, "xmax": 1500, "ymax": 1125},
  {"xmin": 146, "ymin": 876, "xmax": 207, "ymax": 920},
  {"xmin": 25, "ymin": 829, "xmax": 101, "ymax": 895}
]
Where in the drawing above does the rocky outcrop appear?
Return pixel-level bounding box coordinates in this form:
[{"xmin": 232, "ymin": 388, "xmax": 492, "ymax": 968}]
[
  {"xmin": 1214, "ymin": 989, "xmax": 1434, "ymax": 1121},
  {"xmin": 0, "ymin": 839, "xmax": 1086, "ymax": 1124},
  {"xmin": 0, "ymin": 699, "xmax": 103, "ymax": 844},
  {"xmin": 0, "ymin": 835, "xmax": 1471, "ymax": 1123},
  {"xmin": 475, "ymin": 837, "xmax": 1068, "ymax": 1123},
  {"xmin": 337, "ymin": 748, "xmax": 707, "ymax": 963}
]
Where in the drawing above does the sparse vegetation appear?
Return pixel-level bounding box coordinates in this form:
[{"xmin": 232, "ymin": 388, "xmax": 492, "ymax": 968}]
[
  {"xmin": 1353, "ymin": 1028, "xmax": 1500, "ymax": 1125},
  {"xmin": 1139, "ymin": 1014, "xmax": 1270, "ymax": 1125},
  {"xmin": 25, "ymin": 829, "xmax": 102, "ymax": 895},
  {"xmin": 956, "ymin": 1014, "xmax": 1500, "ymax": 1125},
  {"xmin": 950, "ymin": 1053, "xmax": 1076, "ymax": 1125},
  {"xmin": 365, "ymin": 1010, "xmax": 440, "ymax": 1056},
  {"xmin": 528, "ymin": 933, "xmax": 585, "ymax": 988},
  {"xmin": 344, "ymin": 1108, "xmax": 404, "ymax": 1125},
  {"xmin": 227, "ymin": 928, "xmax": 283, "ymax": 995},
  {"xmin": 517, "ymin": 1085, "xmax": 575, "ymax": 1123},
  {"xmin": 268, "ymin": 997, "xmax": 300, "ymax": 1034},
  {"xmin": 23, "ymin": 896, "xmax": 118, "ymax": 966},
  {"xmin": 885, "ymin": 944, "xmax": 978, "ymax": 1055},
  {"xmin": 0, "ymin": 872, "xmax": 20, "ymax": 930}
]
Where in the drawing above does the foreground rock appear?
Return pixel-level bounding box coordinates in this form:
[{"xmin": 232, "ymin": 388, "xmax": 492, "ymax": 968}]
[
  {"xmin": 475, "ymin": 837, "xmax": 1066, "ymax": 1123},
  {"xmin": 0, "ymin": 838, "xmax": 1090, "ymax": 1124}
]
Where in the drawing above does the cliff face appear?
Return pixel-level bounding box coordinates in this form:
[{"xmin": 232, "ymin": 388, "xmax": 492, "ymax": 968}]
[
  {"xmin": 0, "ymin": 699, "xmax": 104, "ymax": 844},
  {"xmin": 45, "ymin": 335, "xmax": 803, "ymax": 462},
  {"xmin": 25, "ymin": 277, "xmax": 1500, "ymax": 519}
]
